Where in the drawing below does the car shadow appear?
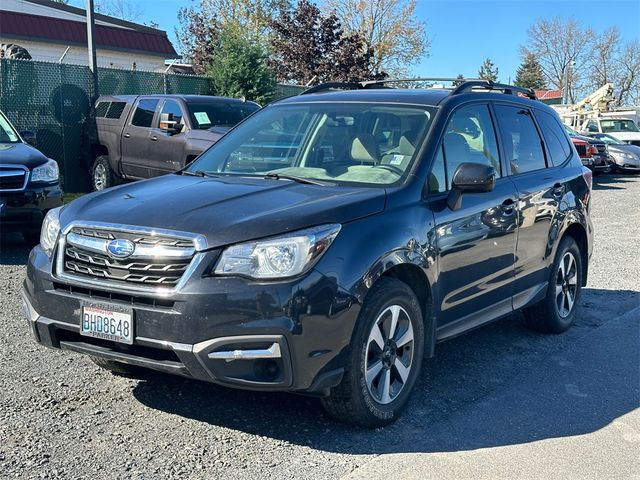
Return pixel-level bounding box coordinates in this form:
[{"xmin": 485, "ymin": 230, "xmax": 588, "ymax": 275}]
[
  {"xmin": 592, "ymin": 173, "xmax": 639, "ymax": 190},
  {"xmin": 131, "ymin": 288, "xmax": 640, "ymax": 455},
  {"xmin": 0, "ymin": 232, "xmax": 33, "ymax": 266}
]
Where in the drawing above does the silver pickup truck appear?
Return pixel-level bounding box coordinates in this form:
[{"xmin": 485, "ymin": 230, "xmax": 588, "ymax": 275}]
[{"xmin": 90, "ymin": 95, "xmax": 260, "ymax": 191}]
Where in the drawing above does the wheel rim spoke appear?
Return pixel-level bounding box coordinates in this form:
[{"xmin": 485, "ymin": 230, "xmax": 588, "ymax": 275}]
[
  {"xmin": 395, "ymin": 326, "xmax": 413, "ymax": 348},
  {"xmin": 394, "ymin": 358, "xmax": 410, "ymax": 383},
  {"xmin": 566, "ymin": 289, "xmax": 575, "ymax": 312},
  {"xmin": 387, "ymin": 305, "xmax": 400, "ymax": 340},
  {"xmin": 366, "ymin": 360, "xmax": 384, "ymax": 389},
  {"xmin": 369, "ymin": 325, "xmax": 385, "ymax": 350},
  {"xmin": 379, "ymin": 369, "xmax": 391, "ymax": 404}
]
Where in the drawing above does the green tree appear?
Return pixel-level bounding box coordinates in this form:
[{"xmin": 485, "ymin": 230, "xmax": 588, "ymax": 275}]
[
  {"xmin": 452, "ymin": 73, "xmax": 465, "ymax": 86},
  {"xmin": 514, "ymin": 52, "xmax": 546, "ymax": 90},
  {"xmin": 207, "ymin": 30, "xmax": 277, "ymax": 104},
  {"xmin": 478, "ymin": 58, "xmax": 499, "ymax": 82}
]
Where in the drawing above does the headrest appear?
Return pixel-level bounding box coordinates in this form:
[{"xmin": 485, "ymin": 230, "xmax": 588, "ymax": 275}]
[{"xmin": 351, "ymin": 134, "xmax": 380, "ymax": 164}]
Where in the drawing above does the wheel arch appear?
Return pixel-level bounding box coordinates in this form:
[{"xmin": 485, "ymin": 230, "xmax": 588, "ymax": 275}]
[{"xmin": 560, "ymin": 222, "xmax": 589, "ymax": 286}]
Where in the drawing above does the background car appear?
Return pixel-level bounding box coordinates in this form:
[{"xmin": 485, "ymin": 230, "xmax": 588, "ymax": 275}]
[
  {"xmin": 0, "ymin": 110, "xmax": 63, "ymax": 243},
  {"xmin": 584, "ymin": 133, "xmax": 640, "ymax": 173}
]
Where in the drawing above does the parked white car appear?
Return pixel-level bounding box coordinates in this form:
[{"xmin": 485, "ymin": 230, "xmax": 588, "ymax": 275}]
[{"xmin": 581, "ymin": 116, "xmax": 640, "ymax": 146}]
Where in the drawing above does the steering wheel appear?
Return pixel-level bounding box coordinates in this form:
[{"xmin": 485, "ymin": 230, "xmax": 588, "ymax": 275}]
[{"xmin": 376, "ymin": 164, "xmax": 404, "ymax": 175}]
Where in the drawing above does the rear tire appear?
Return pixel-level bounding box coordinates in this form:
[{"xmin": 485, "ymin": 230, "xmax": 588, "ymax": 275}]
[
  {"xmin": 90, "ymin": 356, "xmax": 146, "ymax": 377},
  {"xmin": 524, "ymin": 237, "xmax": 583, "ymax": 333},
  {"xmin": 321, "ymin": 278, "xmax": 425, "ymax": 428},
  {"xmin": 91, "ymin": 155, "xmax": 118, "ymax": 191}
]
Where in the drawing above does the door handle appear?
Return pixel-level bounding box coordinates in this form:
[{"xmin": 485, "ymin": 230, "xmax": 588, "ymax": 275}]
[
  {"xmin": 123, "ymin": 133, "xmax": 131, "ymax": 138},
  {"xmin": 552, "ymin": 183, "xmax": 565, "ymax": 197},
  {"xmin": 501, "ymin": 198, "xmax": 516, "ymax": 216},
  {"xmin": 150, "ymin": 136, "xmax": 158, "ymax": 142}
]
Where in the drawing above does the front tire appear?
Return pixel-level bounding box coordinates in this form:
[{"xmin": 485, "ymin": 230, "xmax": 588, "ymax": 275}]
[
  {"xmin": 321, "ymin": 278, "xmax": 425, "ymax": 428},
  {"xmin": 524, "ymin": 237, "xmax": 583, "ymax": 333}
]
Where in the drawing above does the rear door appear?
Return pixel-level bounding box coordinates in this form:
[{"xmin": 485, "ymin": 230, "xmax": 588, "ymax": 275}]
[
  {"xmin": 428, "ymin": 103, "xmax": 519, "ymax": 338},
  {"xmin": 147, "ymin": 99, "xmax": 188, "ymax": 176},
  {"xmin": 493, "ymin": 104, "xmax": 568, "ymax": 309},
  {"xmin": 120, "ymin": 98, "xmax": 160, "ymax": 178}
]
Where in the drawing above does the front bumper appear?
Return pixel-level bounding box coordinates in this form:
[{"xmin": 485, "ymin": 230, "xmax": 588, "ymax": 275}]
[
  {"xmin": 23, "ymin": 245, "xmax": 357, "ymax": 394},
  {"xmin": 0, "ymin": 183, "xmax": 62, "ymax": 232}
]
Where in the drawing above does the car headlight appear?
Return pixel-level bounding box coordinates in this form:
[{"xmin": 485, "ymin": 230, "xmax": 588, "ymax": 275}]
[
  {"xmin": 620, "ymin": 152, "xmax": 637, "ymax": 160},
  {"xmin": 31, "ymin": 159, "xmax": 59, "ymax": 183},
  {"xmin": 40, "ymin": 207, "xmax": 62, "ymax": 255},
  {"xmin": 215, "ymin": 224, "xmax": 341, "ymax": 279}
]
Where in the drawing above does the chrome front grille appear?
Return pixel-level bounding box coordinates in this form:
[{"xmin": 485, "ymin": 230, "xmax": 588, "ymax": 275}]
[
  {"xmin": 56, "ymin": 223, "xmax": 206, "ymax": 292},
  {"xmin": 575, "ymin": 144, "xmax": 587, "ymax": 157},
  {"xmin": 0, "ymin": 165, "xmax": 28, "ymax": 191}
]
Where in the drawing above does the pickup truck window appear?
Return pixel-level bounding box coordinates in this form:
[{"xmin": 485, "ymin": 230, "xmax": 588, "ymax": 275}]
[
  {"xmin": 131, "ymin": 99, "xmax": 159, "ymax": 128},
  {"xmin": 95, "ymin": 101, "xmax": 126, "ymax": 119},
  {"xmin": 158, "ymin": 100, "xmax": 184, "ymax": 127},
  {"xmin": 188, "ymin": 102, "xmax": 260, "ymax": 129},
  {"xmin": 601, "ymin": 119, "xmax": 640, "ymax": 133}
]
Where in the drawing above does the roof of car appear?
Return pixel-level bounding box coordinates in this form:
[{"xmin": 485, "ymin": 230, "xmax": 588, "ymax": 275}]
[
  {"xmin": 96, "ymin": 95, "xmax": 259, "ymax": 105},
  {"xmin": 277, "ymin": 88, "xmax": 452, "ymax": 106}
]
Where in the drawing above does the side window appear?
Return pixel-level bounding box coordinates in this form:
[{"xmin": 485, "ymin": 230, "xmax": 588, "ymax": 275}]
[
  {"xmin": 106, "ymin": 102, "xmax": 126, "ymax": 119},
  {"xmin": 131, "ymin": 99, "xmax": 159, "ymax": 128},
  {"xmin": 536, "ymin": 110, "xmax": 572, "ymax": 166},
  {"xmin": 494, "ymin": 105, "xmax": 546, "ymax": 175},
  {"xmin": 158, "ymin": 100, "xmax": 184, "ymax": 127},
  {"xmin": 95, "ymin": 102, "xmax": 109, "ymax": 118},
  {"xmin": 441, "ymin": 104, "xmax": 501, "ymax": 190},
  {"xmin": 428, "ymin": 146, "xmax": 447, "ymax": 193}
]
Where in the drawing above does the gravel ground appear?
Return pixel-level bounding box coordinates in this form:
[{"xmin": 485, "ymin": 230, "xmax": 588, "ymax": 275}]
[{"xmin": 1, "ymin": 173, "xmax": 639, "ymax": 480}]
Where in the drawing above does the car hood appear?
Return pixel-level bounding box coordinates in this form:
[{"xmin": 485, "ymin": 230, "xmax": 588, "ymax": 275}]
[
  {"xmin": 573, "ymin": 134, "xmax": 605, "ymax": 146},
  {"xmin": 60, "ymin": 174, "xmax": 386, "ymax": 248},
  {"xmin": 608, "ymin": 144, "xmax": 640, "ymax": 155},
  {"xmin": 0, "ymin": 142, "xmax": 48, "ymax": 168},
  {"xmin": 187, "ymin": 128, "xmax": 229, "ymax": 142}
]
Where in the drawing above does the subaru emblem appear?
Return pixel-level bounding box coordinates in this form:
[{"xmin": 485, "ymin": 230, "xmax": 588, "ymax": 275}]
[{"xmin": 106, "ymin": 239, "xmax": 135, "ymax": 259}]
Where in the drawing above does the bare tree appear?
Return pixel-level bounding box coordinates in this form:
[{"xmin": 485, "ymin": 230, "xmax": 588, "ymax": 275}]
[
  {"xmin": 617, "ymin": 41, "xmax": 640, "ymax": 105},
  {"xmin": 522, "ymin": 17, "xmax": 595, "ymax": 102},
  {"xmin": 91, "ymin": 0, "xmax": 144, "ymax": 22},
  {"xmin": 324, "ymin": 0, "xmax": 429, "ymax": 76}
]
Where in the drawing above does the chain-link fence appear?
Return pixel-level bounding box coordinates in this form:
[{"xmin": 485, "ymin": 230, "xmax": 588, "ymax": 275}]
[{"xmin": 0, "ymin": 58, "xmax": 305, "ymax": 191}]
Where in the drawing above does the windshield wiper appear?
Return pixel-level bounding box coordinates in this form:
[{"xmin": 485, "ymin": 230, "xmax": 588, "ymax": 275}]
[
  {"xmin": 264, "ymin": 172, "xmax": 333, "ymax": 186},
  {"xmin": 179, "ymin": 170, "xmax": 218, "ymax": 178}
]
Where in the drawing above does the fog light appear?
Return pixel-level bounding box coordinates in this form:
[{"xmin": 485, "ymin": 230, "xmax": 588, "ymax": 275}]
[{"xmin": 254, "ymin": 359, "xmax": 280, "ymax": 382}]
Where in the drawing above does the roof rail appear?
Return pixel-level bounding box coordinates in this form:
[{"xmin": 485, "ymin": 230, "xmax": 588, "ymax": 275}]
[
  {"xmin": 301, "ymin": 77, "xmax": 470, "ymax": 95},
  {"xmin": 451, "ymin": 80, "xmax": 537, "ymax": 100}
]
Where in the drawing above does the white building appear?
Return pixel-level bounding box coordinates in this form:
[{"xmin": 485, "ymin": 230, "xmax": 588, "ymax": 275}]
[{"xmin": 0, "ymin": 0, "xmax": 177, "ymax": 71}]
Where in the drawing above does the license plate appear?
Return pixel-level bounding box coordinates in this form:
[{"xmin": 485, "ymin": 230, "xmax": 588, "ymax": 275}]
[{"xmin": 81, "ymin": 304, "xmax": 134, "ymax": 344}]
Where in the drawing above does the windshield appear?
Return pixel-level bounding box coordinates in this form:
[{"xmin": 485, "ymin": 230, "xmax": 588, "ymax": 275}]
[
  {"xmin": 601, "ymin": 119, "xmax": 640, "ymax": 133},
  {"xmin": 188, "ymin": 101, "xmax": 260, "ymax": 129},
  {"xmin": 0, "ymin": 113, "xmax": 20, "ymax": 143},
  {"xmin": 188, "ymin": 103, "xmax": 435, "ymax": 186},
  {"xmin": 564, "ymin": 124, "xmax": 579, "ymax": 136},
  {"xmin": 596, "ymin": 134, "xmax": 625, "ymax": 145}
]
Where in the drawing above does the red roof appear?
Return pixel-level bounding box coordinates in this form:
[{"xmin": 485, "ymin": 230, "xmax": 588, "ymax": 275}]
[
  {"xmin": 535, "ymin": 89, "xmax": 562, "ymax": 100},
  {"xmin": 0, "ymin": 10, "xmax": 177, "ymax": 56}
]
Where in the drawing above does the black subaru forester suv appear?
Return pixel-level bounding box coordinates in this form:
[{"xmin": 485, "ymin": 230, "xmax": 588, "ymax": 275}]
[{"xmin": 23, "ymin": 80, "xmax": 593, "ymax": 427}]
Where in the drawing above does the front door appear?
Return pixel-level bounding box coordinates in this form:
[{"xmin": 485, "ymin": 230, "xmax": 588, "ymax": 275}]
[
  {"xmin": 147, "ymin": 99, "xmax": 188, "ymax": 177},
  {"xmin": 427, "ymin": 103, "xmax": 519, "ymax": 339}
]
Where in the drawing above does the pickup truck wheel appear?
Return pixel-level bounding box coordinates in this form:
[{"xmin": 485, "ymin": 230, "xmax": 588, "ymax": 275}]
[
  {"xmin": 321, "ymin": 278, "xmax": 425, "ymax": 428},
  {"xmin": 92, "ymin": 155, "xmax": 116, "ymax": 191},
  {"xmin": 524, "ymin": 237, "xmax": 583, "ymax": 334},
  {"xmin": 90, "ymin": 356, "xmax": 146, "ymax": 377}
]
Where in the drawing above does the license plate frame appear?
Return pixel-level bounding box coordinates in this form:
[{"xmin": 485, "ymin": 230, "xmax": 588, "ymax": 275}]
[{"xmin": 80, "ymin": 303, "xmax": 134, "ymax": 345}]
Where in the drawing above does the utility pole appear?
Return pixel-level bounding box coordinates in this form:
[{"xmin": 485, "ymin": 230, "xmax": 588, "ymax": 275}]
[{"xmin": 86, "ymin": 0, "xmax": 99, "ymax": 102}]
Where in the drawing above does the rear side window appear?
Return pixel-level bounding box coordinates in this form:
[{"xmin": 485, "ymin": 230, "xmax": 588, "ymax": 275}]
[
  {"xmin": 106, "ymin": 102, "xmax": 126, "ymax": 119},
  {"xmin": 95, "ymin": 102, "xmax": 109, "ymax": 118},
  {"xmin": 494, "ymin": 105, "xmax": 546, "ymax": 175},
  {"xmin": 131, "ymin": 99, "xmax": 159, "ymax": 127},
  {"xmin": 535, "ymin": 110, "xmax": 572, "ymax": 166}
]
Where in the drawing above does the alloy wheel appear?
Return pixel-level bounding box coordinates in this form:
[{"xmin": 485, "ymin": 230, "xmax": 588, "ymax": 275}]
[
  {"xmin": 365, "ymin": 305, "xmax": 415, "ymax": 405},
  {"xmin": 94, "ymin": 164, "xmax": 107, "ymax": 190},
  {"xmin": 555, "ymin": 251, "xmax": 578, "ymax": 318}
]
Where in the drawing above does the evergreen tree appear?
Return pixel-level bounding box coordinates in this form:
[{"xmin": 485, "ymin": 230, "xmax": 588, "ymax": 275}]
[
  {"xmin": 514, "ymin": 52, "xmax": 546, "ymax": 90},
  {"xmin": 478, "ymin": 58, "xmax": 499, "ymax": 82},
  {"xmin": 452, "ymin": 74, "xmax": 464, "ymax": 86}
]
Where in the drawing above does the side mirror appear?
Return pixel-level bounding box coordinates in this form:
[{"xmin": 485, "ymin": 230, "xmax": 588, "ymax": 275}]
[
  {"xmin": 447, "ymin": 162, "xmax": 497, "ymax": 210},
  {"xmin": 159, "ymin": 113, "xmax": 182, "ymax": 134},
  {"xmin": 21, "ymin": 130, "xmax": 37, "ymax": 147}
]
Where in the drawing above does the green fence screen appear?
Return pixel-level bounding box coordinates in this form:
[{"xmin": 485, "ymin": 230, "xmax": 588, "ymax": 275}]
[{"xmin": 0, "ymin": 58, "xmax": 304, "ymax": 192}]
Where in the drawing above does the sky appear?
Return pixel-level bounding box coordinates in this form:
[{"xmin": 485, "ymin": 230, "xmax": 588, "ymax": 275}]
[{"xmin": 71, "ymin": 0, "xmax": 640, "ymax": 83}]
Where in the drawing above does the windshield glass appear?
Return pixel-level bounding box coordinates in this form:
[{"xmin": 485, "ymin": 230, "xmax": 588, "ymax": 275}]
[
  {"xmin": 0, "ymin": 113, "xmax": 20, "ymax": 143},
  {"xmin": 596, "ymin": 134, "xmax": 625, "ymax": 145},
  {"xmin": 188, "ymin": 103, "xmax": 435, "ymax": 186},
  {"xmin": 601, "ymin": 119, "xmax": 640, "ymax": 133},
  {"xmin": 564, "ymin": 124, "xmax": 579, "ymax": 136},
  {"xmin": 188, "ymin": 101, "xmax": 260, "ymax": 129}
]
